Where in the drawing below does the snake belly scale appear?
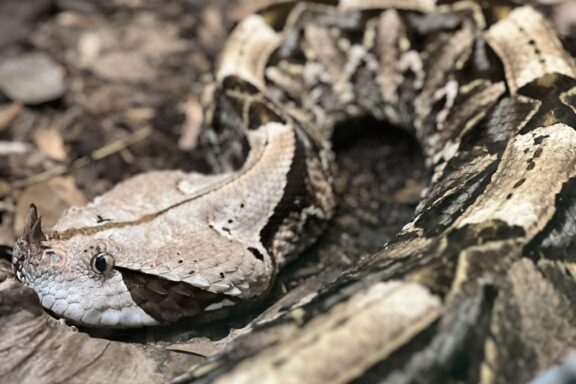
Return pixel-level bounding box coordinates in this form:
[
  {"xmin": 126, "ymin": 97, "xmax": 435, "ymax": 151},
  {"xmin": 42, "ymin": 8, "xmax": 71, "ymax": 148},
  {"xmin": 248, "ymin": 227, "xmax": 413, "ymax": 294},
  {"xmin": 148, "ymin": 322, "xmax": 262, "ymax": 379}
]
[{"xmin": 12, "ymin": 0, "xmax": 576, "ymax": 328}]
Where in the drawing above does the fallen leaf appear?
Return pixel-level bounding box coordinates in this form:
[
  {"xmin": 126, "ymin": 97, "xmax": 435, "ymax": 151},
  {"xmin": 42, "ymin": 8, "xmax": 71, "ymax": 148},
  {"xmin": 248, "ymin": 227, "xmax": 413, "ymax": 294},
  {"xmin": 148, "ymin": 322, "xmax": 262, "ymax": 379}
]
[
  {"xmin": 178, "ymin": 95, "xmax": 203, "ymax": 151},
  {"xmin": 164, "ymin": 339, "xmax": 221, "ymax": 358},
  {"xmin": 0, "ymin": 103, "xmax": 22, "ymax": 131},
  {"xmin": 198, "ymin": 7, "xmax": 226, "ymax": 50},
  {"xmin": 15, "ymin": 176, "xmax": 87, "ymax": 233},
  {"xmin": 32, "ymin": 127, "xmax": 67, "ymax": 161},
  {"xmin": 123, "ymin": 107, "xmax": 155, "ymax": 126},
  {"xmin": 231, "ymin": 0, "xmax": 275, "ymax": 22}
]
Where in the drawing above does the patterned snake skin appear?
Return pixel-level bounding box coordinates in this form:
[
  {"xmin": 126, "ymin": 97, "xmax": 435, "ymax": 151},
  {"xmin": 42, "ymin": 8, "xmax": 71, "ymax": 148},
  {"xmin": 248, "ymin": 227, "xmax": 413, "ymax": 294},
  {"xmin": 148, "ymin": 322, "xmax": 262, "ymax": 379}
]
[{"xmin": 12, "ymin": 0, "xmax": 576, "ymax": 335}]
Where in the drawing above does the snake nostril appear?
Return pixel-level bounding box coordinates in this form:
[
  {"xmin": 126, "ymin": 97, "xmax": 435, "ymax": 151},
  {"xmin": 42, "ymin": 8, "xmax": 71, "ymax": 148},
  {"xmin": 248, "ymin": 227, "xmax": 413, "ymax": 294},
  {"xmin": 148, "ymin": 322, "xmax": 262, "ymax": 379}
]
[{"xmin": 46, "ymin": 251, "xmax": 60, "ymax": 263}]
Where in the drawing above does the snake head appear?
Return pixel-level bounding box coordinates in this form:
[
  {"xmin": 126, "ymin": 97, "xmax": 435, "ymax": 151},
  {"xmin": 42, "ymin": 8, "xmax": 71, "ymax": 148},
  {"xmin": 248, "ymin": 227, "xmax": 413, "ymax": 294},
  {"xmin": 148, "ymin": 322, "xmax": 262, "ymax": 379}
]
[
  {"xmin": 11, "ymin": 200, "xmax": 254, "ymax": 328},
  {"xmin": 12, "ymin": 204, "xmax": 164, "ymax": 327}
]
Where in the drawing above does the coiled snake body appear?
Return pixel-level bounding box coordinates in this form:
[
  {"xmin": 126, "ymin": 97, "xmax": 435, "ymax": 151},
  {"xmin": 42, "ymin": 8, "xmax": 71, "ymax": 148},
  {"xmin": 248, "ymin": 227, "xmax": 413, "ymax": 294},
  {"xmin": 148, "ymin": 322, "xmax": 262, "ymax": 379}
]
[{"xmin": 12, "ymin": 0, "xmax": 576, "ymax": 352}]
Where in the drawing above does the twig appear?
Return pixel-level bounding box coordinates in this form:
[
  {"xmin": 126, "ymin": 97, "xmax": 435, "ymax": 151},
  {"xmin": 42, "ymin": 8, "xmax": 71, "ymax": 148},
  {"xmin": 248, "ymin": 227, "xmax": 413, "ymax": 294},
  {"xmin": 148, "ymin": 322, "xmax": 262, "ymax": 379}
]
[{"xmin": 0, "ymin": 126, "xmax": 153, "ymax": 198}]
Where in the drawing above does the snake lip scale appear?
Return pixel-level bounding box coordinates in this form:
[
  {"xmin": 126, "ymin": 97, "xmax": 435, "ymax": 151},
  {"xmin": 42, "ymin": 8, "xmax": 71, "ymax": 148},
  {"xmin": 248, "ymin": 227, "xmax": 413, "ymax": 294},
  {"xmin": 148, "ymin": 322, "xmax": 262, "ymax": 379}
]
[{"xmin": 11, "ymin": 0, "xmax": 576, "ymax": 334}]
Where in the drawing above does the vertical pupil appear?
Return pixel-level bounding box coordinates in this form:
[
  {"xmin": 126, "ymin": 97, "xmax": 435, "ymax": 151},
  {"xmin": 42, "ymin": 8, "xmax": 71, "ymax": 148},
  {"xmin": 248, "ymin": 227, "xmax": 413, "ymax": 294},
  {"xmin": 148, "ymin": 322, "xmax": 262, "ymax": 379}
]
[{"xmin": 95, "ymin": 254, "xmax": 107, "ymax": 271}]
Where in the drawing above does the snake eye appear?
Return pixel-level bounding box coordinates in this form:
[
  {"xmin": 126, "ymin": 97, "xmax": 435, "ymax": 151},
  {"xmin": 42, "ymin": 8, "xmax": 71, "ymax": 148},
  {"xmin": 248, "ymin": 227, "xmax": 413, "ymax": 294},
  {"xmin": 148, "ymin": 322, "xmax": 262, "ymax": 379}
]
[{"xmin": 90, "ymin": 252, "xmax": 115, "ymax": 275}]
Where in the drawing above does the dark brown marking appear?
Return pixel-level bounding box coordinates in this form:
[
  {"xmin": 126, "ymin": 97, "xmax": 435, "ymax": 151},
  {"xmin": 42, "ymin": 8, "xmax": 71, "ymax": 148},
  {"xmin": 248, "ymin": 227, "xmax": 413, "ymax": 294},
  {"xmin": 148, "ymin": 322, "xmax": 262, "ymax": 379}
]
[
  {"xmin": 96, "ymin": 215, "xmax": 111, "ymax": 223},
  {"xmin": 260, "ymin": 130, "xmax": 311, "ymax": 252},
  {"xmin": 533, "ymin": 148, "xmax": 543, "ymax": 158},
  {"xmin": 248, "ymin": 247, "xmax": 264, "ymax": 261},
  {"xmin": 534, "ymin": 135, "xmax": 548, "ymax": 145},
  {"xmin": 512, "ymin": 179, "xmax": 526, "ymax": 188}
]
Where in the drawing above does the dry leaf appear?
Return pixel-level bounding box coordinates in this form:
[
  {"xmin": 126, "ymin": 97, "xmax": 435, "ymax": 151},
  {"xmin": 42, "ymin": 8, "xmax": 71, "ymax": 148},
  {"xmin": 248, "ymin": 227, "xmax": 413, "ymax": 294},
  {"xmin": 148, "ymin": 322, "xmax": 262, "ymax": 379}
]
[
  {"xmin": 0, "ymin": 102, "xmax": 22, "ymax": 131},
  {"xmin": 178, "ymin": 95, "xmax": 203, "ymax": 151},
  {"xmin": 198, "ymin": 7, "xmax": 226, "ymax": 49},
  {"xmin": 32, "ymin": 127, "xmax": 67, "ymax": 161},
  {"xmin": 164, "ymin": 339, "xmax": 221, "ymax": 358},
  {"xmin": 231, "ymin": 0, "xmax": 276, "ymax": 21},
  {"xmin": 15, "ymin": 176, "xmax": 87, "ymax": 233},
  {"xmin": 123, "ymin": 107, "xmax": 155, "ymax": 126}
]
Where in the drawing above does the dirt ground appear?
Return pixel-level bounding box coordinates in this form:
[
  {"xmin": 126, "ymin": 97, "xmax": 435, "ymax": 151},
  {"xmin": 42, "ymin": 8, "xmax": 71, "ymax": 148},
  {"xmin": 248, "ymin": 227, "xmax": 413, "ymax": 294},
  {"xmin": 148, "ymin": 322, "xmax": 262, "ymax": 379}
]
[{"xmin": 0, "ymin": 0, "xmax": 430, "ymax": 382}]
